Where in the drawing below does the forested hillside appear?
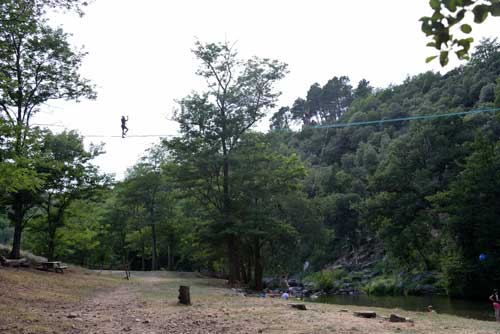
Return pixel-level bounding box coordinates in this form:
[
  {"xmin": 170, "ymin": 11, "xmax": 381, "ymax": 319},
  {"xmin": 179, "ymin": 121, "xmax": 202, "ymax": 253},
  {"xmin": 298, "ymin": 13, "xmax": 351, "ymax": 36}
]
[
  {"xmin": 1, "ymin": 2, "xmax": 499, "ymax": 298},
  {"xmin": 269, "ymin": 38, "xmax": 500, "ymax": 297}
]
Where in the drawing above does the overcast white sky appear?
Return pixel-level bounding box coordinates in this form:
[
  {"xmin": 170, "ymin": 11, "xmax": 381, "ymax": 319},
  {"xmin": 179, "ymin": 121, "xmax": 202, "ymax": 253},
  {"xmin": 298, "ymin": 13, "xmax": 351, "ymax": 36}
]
[{"xmin": 33, "ymin": 0, "xmax": 500, "ymax": 180}]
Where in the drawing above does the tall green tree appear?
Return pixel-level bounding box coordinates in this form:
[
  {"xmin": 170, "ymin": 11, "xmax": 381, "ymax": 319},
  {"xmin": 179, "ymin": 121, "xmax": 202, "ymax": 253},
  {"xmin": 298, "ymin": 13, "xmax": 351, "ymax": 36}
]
[
  {"xmin": 122, "ymin": 146, "xmax": 172, "ymax": 270},
  {"xmin": 230, "ymin": 133, "xmax": 306, "ymax": 289},
  {"xmin": 167, "ymin": 40, "xmax": 287, "ymax": 283},
  {"xmin": 285, "ymin": 76, "xmax": 353, "ymax": 127},
  {"xmin": 0, "ymin": 0, "xmax": 95, "ymax": 258},
  {"xmin": 36, "ymin": 130, "xmax": 108, "ymax": 260},
  {"xmin": 430, "ymin": 136, "xmax": 500, "ymax": 296}
]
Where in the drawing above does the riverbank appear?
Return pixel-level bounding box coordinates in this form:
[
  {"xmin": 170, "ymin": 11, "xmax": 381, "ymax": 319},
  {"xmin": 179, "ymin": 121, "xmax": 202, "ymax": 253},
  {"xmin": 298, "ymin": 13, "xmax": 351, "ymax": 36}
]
[{"xmin": 1, "ymin": 268, "xmax": 499, "ymax": 334}]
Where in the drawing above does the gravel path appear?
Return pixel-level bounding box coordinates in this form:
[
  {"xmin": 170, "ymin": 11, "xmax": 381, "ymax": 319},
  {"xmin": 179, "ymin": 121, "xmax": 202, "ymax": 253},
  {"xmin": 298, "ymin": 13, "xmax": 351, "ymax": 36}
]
[{"xmin": 69, "ymin": 284, "xmax": 157, "ymax": 334}]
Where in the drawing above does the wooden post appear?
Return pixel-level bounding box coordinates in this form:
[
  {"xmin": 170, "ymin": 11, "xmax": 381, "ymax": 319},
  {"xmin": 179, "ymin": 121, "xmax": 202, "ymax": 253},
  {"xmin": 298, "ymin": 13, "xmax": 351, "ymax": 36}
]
[
  {"xmin": 123, "ymin": 256, "xmax": 130, "ymax": 280},
  {"xmin": 178, "ymin": 285, "xmax": 191, "ymax": 305}
]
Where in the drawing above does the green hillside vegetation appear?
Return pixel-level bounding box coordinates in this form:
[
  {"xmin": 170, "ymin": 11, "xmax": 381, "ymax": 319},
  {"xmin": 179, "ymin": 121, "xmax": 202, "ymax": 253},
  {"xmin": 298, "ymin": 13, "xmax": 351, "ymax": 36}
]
[{"xmin": 270, "ymin": 38, "xmax": 500, "ymax": 298}]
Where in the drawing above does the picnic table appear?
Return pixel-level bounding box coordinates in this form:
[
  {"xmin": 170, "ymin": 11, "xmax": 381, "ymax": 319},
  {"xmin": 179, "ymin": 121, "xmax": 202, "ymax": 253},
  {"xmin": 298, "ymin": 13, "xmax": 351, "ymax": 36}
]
[{"xmin": 38, "ymin": 261, "xmax": 68, "ymax": 273}]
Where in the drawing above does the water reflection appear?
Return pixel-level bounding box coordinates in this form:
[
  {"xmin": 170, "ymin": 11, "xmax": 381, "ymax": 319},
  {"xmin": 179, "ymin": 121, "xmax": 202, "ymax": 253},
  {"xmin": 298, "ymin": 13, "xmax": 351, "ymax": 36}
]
[{"xmin": 311, "ymin": 294, "xmax": 495, "ymax": 321}]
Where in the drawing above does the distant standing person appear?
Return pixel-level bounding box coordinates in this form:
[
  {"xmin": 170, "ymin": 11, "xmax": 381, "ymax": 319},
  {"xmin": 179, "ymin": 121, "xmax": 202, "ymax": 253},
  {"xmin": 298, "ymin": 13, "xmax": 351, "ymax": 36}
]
[
  {"xmin": 121, "ymin": 116, "xmax": 129, "ymax": 138},
  {"xmin": 489, "ymin": 289, "xmax": 500, "ymax": 322}
]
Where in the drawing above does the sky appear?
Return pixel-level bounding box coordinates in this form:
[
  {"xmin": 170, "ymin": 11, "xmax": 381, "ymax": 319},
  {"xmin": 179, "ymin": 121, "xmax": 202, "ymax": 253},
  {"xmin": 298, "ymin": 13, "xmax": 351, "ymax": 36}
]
[{"xmin": 33, "ymin": 0, "xmax": 500, "ymax": 180}]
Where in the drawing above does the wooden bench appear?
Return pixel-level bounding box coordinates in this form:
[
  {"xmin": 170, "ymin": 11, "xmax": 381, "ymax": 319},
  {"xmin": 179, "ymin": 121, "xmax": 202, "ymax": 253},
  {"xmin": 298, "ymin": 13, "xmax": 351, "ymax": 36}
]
[{"xmin": 38, "ymin": 261, "xmax": 68, "ymax": 273}]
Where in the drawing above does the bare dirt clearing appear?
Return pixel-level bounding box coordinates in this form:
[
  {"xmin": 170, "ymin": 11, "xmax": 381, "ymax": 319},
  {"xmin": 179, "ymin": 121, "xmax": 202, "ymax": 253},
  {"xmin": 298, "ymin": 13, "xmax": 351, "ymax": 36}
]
[{"xmin": 1, "ymin": 269, "xmax": 499, "ymax": 334}]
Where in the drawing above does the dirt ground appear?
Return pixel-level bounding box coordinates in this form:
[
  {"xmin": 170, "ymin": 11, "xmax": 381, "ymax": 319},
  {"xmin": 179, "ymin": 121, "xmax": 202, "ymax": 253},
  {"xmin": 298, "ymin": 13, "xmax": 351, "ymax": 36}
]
[{"xmin": 1, "ymin": 268, "xmax": 500, "ymax": 334}]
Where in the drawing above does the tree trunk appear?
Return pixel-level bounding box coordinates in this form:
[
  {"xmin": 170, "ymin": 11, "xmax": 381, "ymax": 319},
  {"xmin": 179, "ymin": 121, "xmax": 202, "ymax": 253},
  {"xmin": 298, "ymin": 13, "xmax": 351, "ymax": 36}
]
[
  {"xmin": 46, "ymin": 220, "xmax": 60, "ymax": 262},
  {"xmin": 10, "ymin": 50, "xmax": 26, "ymax": 260},
  {"xmin": 247, "ymin": 257, "xmax": 252, "ymax": 286},
  {"xmin": 47, "ymin": 228, "xmax": 56, "ymax": 261},
  {"xmin": 227, "ymin": 237, "xmax": 241, "ymax": 284},
  {"xmin": 10, "ymin": 218, "xmax": 22, "ymax": 259},
  {"xmin": 223, "ymin": 153, "xmax": 241, "ymax": 284},
  {"xmin": 254, "ymin": 238, "xmax": 263, "ymax": 291},
  {"xmin": 167, "ymin": 243, "xmax": 172, "ymax": 271},
  {"xmin": 151, "ymin": 221, "xmax": 157, "ymax": 271},
  {"xmin": 240, "ymin": 261, "xmax": 247, "ymax": 284},
  {"xmin": 141, "ymin": 246, "xmax": 145, "ymax": 271},
  {"xmin": 10, "ymin": 195, "xmax": 24, "ymax": 259}
]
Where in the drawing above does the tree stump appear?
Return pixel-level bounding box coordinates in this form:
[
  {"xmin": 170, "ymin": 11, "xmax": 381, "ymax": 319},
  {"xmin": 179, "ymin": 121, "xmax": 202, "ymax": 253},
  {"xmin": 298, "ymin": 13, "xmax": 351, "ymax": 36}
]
[{"xmin": 178, "ymin": 285, "xmax": 191, "ymax": 305}]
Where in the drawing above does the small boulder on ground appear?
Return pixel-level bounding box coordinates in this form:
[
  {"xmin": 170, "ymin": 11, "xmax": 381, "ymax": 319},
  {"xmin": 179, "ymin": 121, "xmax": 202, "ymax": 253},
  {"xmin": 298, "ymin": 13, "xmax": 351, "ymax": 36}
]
[
  {"xmin": 288, "ymin": 304, "xmax": 307, "ymax": 310},
  {"xmin": 353, "ymin": 311, "xmax": 376, "ymax": 318},
  {"xmin": 389, "ymin": 314, "xmax": 412, "ymax": 323},
  {"xmin": 67, "ymin": 313, "xmax": 79, "ymax": 319},
  {"xmin": 0, "ymin": 256, "xmax": 29, "ymax": 268}
]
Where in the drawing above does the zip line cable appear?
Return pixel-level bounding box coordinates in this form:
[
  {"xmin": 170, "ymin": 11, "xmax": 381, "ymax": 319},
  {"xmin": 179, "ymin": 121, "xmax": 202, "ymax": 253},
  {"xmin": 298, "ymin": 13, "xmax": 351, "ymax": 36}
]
[
  {"xmin": 30, "ymin": 123, "xmax": 178, "ymax": 138},
  {"xmin": 83, "ymin": 134, "xmax": 178, "ymax": 138},
  {"xmin": 29, "ymin": 107, "xmax": 500, "ymax": 139},
  {"xmin": 309, "ymin": 107, "xmax": 500, "ymax": 130}
]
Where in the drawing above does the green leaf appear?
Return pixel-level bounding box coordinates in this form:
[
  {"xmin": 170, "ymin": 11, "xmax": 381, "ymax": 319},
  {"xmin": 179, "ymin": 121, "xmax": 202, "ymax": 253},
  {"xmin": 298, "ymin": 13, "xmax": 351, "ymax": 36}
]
[
  {"xmin": 435, "ymin": 31, "xmax": 451, "ymax": 49},
  {"xmin": 455, "ymin": 9, "xmax": 466, "ymax": 21},
  {"xmin": 426, "ymin": 55, "xmax": 438, "ymax": 63},
  {"xmin": 421, "ymin": 20, "xmax": 433, "ymax": 35},
  {"xmin": 439, "ymin": 51, "xmax": 449, "ymax": 66},
  {"xmin": 460, "ymin": 24, "xmax": 472, "ymax": 33},
  {"xmin": 432, "ymin": 11, "xmax": 444, "ymax": 20},
  {"xmin": 490, "ymin": 3, "xmax": 500, "ymax": 16},
  {"xmin": 472, "ymin": 4, "xmax": 489, "ymax": 23},
  {"xmin": 427, "ymin": 42, "xmax": 437, "ymax": 47},
  {"xmin": 456, "ymin": 49, "xmax": 468, "ymax": 59},
  {"xmin": 430, "ymin": 0, "xmax": 441, "ymax": 10},
  {"xmin": 445, "ymin": 0, "xmax": 457, "ymax": 12},
  {"xmin": 457, "ymin": 38, "xmax": 472, "ymax": 52}
]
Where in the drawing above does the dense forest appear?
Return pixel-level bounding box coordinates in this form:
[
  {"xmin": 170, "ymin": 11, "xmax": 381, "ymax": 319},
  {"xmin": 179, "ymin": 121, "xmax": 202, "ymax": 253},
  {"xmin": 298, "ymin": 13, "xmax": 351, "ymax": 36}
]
[{"xmin": 1, "ymin": 0, "xmax": 500, "ymax": 299}]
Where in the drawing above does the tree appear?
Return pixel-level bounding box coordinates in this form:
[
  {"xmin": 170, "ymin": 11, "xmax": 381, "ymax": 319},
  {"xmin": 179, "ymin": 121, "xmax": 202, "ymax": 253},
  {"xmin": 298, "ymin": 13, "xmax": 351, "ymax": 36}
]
[
  {"xmin": 0, "ymin": 0, "xmax": 90, "ymax": 21},
  {"xmin": 422, "ymin": 0, "xmax": 500, "ymax": 66},
  {"xmin": 121, "ymin": 146, "xmax": 172, "ymax": 270},
  {"xmin": 430, "ymin": 136, "xmax": 500, "ymax": 297},
  {"xmin": 36, "ymin": 130, "xmax": 109, "ymax": 260},
  {"xmin": 0, "ymin": 119, "xmax": 42, "ymax": 195},
  {"xmin": 167, "ymin": 40, "xmax": 287, "ymax": 283},
  {"xmin": 495, "ymin": 77, "xmax": 500, "ymax": 107},
  {"xmin": 320, "ymin": 76, "xmax": 353, "ymax": 122},
  {"xmin": 290, "ymin": 97, "xmax": 311, "ymax": 125},
  {"xmin": 353, "ymin": 79, "xmax": 373, "ymax": 100},
  {"xmin": 0, "ymin": 0, "xmax": 95, "ymax": 258},
  {"xmin": 269, "ymin": 106, "xmax": 291, "ymax": 130},
  {"xmin": 230, "ymin": 133, "xmax": 306, "ymax": 289},
  {"xmin": 281, "ymin": 76, "xmax": 353, "ymax": 127}
]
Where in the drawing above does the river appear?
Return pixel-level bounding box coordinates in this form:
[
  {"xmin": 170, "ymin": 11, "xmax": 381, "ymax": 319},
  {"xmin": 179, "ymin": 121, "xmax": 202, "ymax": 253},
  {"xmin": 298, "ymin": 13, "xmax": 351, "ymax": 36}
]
[{"xmin": 311, "ymin": 294, "xmax": 495, "ymax": 321}]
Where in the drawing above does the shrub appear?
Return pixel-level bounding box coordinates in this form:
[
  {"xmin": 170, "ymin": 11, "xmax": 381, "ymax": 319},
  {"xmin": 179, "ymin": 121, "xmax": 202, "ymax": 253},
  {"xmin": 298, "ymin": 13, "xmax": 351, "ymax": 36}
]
[
  {"xmin": 304, "ymin": 268, "xmax": 347, "ymax": 291},
  {"xmin": 363, "ymin": 276, "xmax": 400, "ymax": 295}
]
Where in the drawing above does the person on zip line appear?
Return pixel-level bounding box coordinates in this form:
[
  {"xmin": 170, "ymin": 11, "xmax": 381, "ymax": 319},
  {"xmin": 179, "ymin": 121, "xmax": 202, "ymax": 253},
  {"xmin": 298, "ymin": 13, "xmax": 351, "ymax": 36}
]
[{"xmin": 121, "ymin": 116, "xmax": 129, "ymax": 138}]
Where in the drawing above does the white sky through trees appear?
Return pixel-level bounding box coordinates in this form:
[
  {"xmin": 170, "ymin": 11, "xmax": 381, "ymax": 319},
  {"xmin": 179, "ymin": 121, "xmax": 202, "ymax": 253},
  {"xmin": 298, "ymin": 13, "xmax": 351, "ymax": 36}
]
[{"xmin": 33, "ymin": 0, "xmax": 500, "ymax": 180}]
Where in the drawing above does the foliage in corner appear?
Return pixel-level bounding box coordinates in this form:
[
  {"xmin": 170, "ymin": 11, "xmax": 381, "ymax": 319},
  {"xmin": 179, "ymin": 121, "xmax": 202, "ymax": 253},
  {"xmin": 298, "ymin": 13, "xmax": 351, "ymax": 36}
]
[{"xmin": 422, "ymin": 0, "xmax": 500, "ymax": 66}]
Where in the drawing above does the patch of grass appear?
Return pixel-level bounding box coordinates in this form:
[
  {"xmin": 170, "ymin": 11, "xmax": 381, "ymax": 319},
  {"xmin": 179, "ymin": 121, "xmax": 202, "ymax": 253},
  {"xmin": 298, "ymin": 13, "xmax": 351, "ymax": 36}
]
[{"xmin": 0, "ymin": 268, "xmax": 123, "ymax": 333}]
